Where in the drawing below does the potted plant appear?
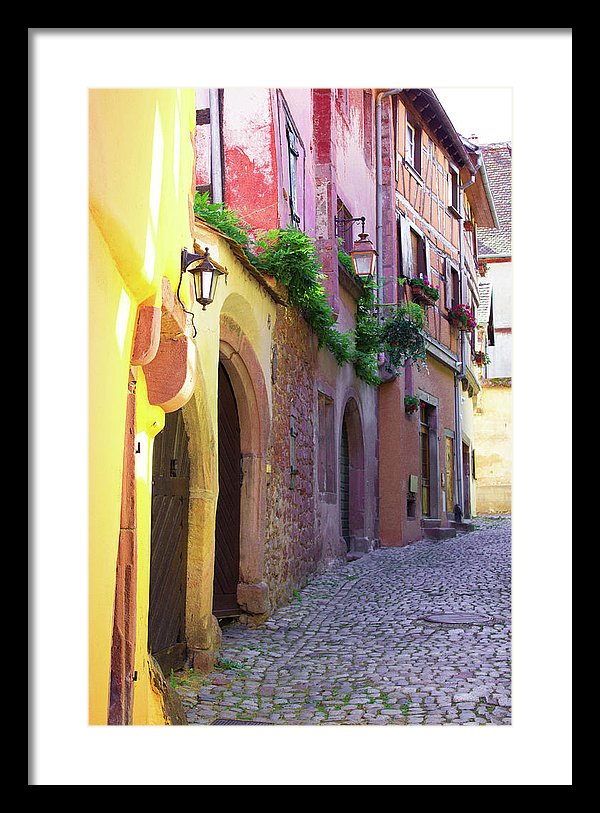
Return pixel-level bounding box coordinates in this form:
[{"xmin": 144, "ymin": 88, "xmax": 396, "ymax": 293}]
[
  {"xmin": 404, "ymin": 394, "xmax": 420, "ymax": 414},
  {"xmin": 402, "ymin": 276, "xmax": 440, "ymax": 307},
  {"xmin": 473, "ymin": 350, "xmax": 491, "ymax": 366},
  {"xmin": 448, "ymin": 303, "xmax": 476, "ymax": 331},
  {"xmin": 380, "ymin": 301, "xmax": 428, "ymax": 372}
]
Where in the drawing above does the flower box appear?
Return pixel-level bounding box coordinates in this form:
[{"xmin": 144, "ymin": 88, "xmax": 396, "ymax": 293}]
[
  {"xmin": 448, "ymin": 304, "xmax": 476, "ymax": 331},
  {"xmin": 407, "ymin": 277, "xmax": 439, "ymax": 307},
  {"xmin": 473, "ymin": 350, "xmax": 491, "ymax": 366},
  {"xmin": 404, "ymin": 395, "xmax": 420, "ymax": 414}
]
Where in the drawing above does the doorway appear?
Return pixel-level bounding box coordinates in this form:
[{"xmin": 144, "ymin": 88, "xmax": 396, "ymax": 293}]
[
  {"xmin": 213, "ymin": 362, "xmax": 242, "ymax": 618},
  {"xmin": 339, "ymin": 398, "xmax": 365, "ymax": 551},
  {"xmin": 340, "ymin": 420, "xmax": 350, "ymax": 550},
  {"xmin": 462, "ymin": 441, "xmax": 471, "ymax": 519},
  {"xmin": 149, "ymin": 407, "xmax": 190, "ymax": 674}
]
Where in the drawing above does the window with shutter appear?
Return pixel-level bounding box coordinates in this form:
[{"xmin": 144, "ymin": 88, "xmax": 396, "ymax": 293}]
[
  {"xmin": 286, "ymin": 125, "xmax": 300, "ymax": 227},
  {"xmin": 444, "ymin": 258, "xmax": 453, "ymax": 310},
  {"xmin": 398, "ymin": 215, "xmax": 413, "ymax": 279}
]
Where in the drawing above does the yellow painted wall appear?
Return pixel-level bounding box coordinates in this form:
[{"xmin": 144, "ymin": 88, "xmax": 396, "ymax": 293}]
[
  {"xmin": 473, "ymin": 385, "xmax": 512, "ymax": 514},
  {"xmin": 180, "ymin": 222, "xmax": 278, "ymax": 654},
  {"xmin": 89, "ymin": 88, "xmax": 196, "ymax": 725}
]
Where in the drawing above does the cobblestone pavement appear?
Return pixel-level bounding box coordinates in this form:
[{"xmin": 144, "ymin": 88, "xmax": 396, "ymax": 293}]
[{"xmin": 174, "ymin": 515, "xmax": 511, "ymax": 725}]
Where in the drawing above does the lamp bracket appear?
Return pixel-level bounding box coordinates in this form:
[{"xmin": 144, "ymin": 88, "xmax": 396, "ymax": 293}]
[{"xmin": 334, "ymin": 215, "xmax": 365, "ymax": 238}]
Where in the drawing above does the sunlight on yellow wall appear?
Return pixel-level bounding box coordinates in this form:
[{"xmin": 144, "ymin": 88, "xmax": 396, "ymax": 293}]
[{"xmin": 89, "ymin": 88, "xmax": 196, "ymax": 725}]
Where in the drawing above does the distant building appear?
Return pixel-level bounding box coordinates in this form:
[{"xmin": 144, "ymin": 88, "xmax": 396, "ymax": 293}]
[{"xmin": 473, "ymin": 142, "xmax": 512, "ymax": 514}]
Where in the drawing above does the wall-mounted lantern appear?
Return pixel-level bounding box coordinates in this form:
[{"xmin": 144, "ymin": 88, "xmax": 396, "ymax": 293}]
[
  {"xmin": 334, "ymin": 215, "xmax": 378, "ymax": 278},
  {"xmin": 180, "ymin": 246, "xmax": 226, "ymax": 310}
]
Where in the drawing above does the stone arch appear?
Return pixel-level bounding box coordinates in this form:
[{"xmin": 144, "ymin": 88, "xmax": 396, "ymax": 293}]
[
  {"xmin": 340, "ymin": 394, "xmax": 367, "ymax": 553},
  {"xmin": 177, "ymin": 351, "xmax": 221, "ymax": 668},
  {"xmin": 218, "ymin": 314, "xmax": 271, "ymax": 619}
]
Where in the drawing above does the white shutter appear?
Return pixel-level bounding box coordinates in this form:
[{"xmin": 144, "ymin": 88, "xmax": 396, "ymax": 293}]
[
  {"xmin": 444, "ymin": 258, "xmax": 452, "ymax": 309},
  {"xmin": 424, "ymin": 236, "xmax": 431, "ymax": 281},
  {"xmin": 399, "ymin": 215, "xmax": 413, "ymax": 279}
]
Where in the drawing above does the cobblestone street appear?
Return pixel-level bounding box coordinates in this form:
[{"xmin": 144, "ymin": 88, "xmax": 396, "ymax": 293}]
[{"xmin": 175, "ymin": 516, "xmax": 511, "ymax": 725}]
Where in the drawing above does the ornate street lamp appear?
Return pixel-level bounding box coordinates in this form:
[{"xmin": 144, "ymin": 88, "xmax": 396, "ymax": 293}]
[
  {"xmin": 180, "ymin": 246, "xmax": 226, "ymax": 310},
  {"xmin": 334, "ymin": 215, "xmax": 378, "ymax": 278}
]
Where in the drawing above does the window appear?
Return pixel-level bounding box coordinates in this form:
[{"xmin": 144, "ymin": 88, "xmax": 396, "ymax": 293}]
[
  {"xmin": 410, "ymin": 228, "xmax": 426, "ymax": 279},
  {"xmin": 336, "ymin": 199, "xmax": 354, "ymax": 255},
  {"xmin": 448, "ymin": 164, "xmax": 460, "ymax": 214},
  {"xmin": 405, "ymin": 117, "xmax": 422, "ymax": 174},
  {"xmin": 279, "ymin": 92, "xmax": 304, "ymax": 230},
  {"xmin": 451, "ymin": 266, "xmax": 460, "ymax": 309},
  {"xmin": 398, "ymin": 216, "xmax": 428, "ymax": 281},
  {"xmin": 317, "ymin": 393, "xmax": 335, "ymax": 494},
  {"xmin": 286, "ymin": 122, "xmax": 300, "ymax": 227}
]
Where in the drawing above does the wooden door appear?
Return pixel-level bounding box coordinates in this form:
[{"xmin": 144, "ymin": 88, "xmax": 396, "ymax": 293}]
[
  {"xmin": 213, "ymin": 363, "xmax": 241, "ymax": 617},
  {"xmin": 419, "ymin": 405, "xmax": 431, "ymax": 517},
  {"xmin": 445, "ymin": 436, "xmax": 455, "ymax": 515},
  {"xmin": 149, "ymin": 408, "xmax": 189, "ymax": 674},
  {"xmin": 340, "ymin": 421, "xmax": 350, "ymax": 550},
  {"xmin": 462, "ymin": 441, "xmax": 471, "ymax": 519}
]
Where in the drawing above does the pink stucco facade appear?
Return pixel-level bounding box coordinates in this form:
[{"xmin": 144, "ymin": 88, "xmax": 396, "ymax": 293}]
[
  {"xmin": 194, "ymin": 86, "xmax": 494, "ymax": 614},
  {"xmin": 198, "ymin": 88, "xmax": 380, "ymax": 609}
]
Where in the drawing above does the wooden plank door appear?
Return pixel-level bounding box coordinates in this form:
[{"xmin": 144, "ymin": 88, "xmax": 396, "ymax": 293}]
[
  {"xmin": 462, "ymin": 441, "xmax": 471, "ymax": 519},
  {"xmin": 213, "ymin": 363, "xmax": 241, "ymax": 617},
  {"xmin": 419, "ymin": 404, "xmax": 431, "ymax": 517},
  {"xmin": 340, "ymin": 421, "xmax": 350, "ymax": 550},
  {"xmin": 445, "ymin": 436, "xmax": 455, "ymax": 515},
  {"xmin": 149, "ymin": 408, "xmax": 189, "ymax": 674}
]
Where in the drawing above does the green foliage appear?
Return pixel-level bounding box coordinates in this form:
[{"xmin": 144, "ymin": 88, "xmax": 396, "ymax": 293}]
[
  {"xmin": 473, "ymin": 350, "xmax": 491, "ymax": 366},
  {"xmin": 352, "ymin": 274, "xmax": 382, "ymax": 386},
  {"xmin": 193, "ymin": 193, "xmax": 417, "ymax": 386},
  {"xmin": 193, "ymin": 191, "xmax": 253, "ymax": 258},
  {"xmin": 404, "ymin": 394, "xmax": 420, "ymax": 413},
  {"xmin": 406, "ymin": 276, "xmax": 440, "ymax": 302},
  {"xmin": 380, "ymin": 301, "xmax": 428, "ymax": 372}
]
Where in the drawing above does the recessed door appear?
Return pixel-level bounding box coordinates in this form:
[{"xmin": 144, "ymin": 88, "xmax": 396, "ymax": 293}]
[
  {"xmin": 149, "ymin": 408, "xmax": 189, "ymax": 674},
  {"xmin": 213, "ymin": 363, "xmax": 242, "ymax": 617},
  {"xmin": 419, "ymin": 405, "xmax": 431, "ymax": 517},
  {"xmin": 340, "ymin": 421, "xmax": 350, "ymax": 550}
]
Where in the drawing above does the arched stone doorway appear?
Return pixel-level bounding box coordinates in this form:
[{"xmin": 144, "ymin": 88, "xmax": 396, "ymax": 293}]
[
  {"xmin": 339, "ymin": 397, "xmax": 366, "ymax": 553},
  {"xmin": 216, "ymin": 316, "xmax": 271, "ymax": 622}
]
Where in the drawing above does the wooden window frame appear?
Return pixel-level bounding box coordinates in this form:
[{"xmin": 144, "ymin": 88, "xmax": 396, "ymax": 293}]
[
  {"xmin": 448, "ymin": 163, "xmax": 461, "ymax": 218},
  {"xmin": 405, "ymin": 117, "xmax": 422, "ymax": 176}
]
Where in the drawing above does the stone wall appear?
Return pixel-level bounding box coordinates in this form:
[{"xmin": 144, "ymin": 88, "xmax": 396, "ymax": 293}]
[{"xmin": 264, "ymin": 304, "xmax": 321, "ymax": 609}]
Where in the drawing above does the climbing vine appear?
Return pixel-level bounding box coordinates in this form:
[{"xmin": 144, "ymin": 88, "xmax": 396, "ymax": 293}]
[{"xmin": 193, "ymin": 192, "xmax": 427, "ymax": 384}]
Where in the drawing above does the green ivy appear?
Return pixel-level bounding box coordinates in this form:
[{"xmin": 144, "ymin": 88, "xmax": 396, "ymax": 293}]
[
  {"xmin": 193, "ymin": 191, "xmax": 253, "ymax": 258},
  {"xmin": 379, "ymin": 301, "xmax": 428, "ymax": 372},
  {"xmin": 193, "ymin": 192, "xmax": 423, "ymax": 385}
]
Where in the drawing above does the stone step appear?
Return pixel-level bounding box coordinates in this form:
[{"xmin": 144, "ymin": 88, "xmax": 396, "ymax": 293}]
[
  {"xmin": 449, "ymin": 520, "xmax": 476, "ymax": 533},
  {"xmin": 423, "ymin": 527, "xmax": 457, "ymax": 540},
  {"xmin": 420, "ymin": 518, "xmax": 441, "ymax": 529}
]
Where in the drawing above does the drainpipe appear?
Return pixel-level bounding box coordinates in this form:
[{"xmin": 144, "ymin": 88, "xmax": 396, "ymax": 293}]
[
  {"xmin": 375, "ymin": 89, "xmax": 403, "ymax": 300},
  {"xmin": 209, "ymin": 88, "xmax": 224, "ymax": 204}
]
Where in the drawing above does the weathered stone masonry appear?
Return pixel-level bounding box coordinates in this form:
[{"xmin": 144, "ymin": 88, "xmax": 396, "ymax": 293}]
[{"xmin": 264, "ymin": 304, "xmax": 320, "ymax": 609}]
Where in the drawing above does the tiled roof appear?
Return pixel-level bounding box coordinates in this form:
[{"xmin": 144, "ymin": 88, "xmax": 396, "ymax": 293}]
[{"xmin": 477, "ymin": 142, "xmax": 511, "ymax": 257}]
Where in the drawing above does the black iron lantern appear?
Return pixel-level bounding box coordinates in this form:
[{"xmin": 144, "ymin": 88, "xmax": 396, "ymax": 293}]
[{"xmin": 181, "ymin": 246, "xmax": 225, "ymax": 310}]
